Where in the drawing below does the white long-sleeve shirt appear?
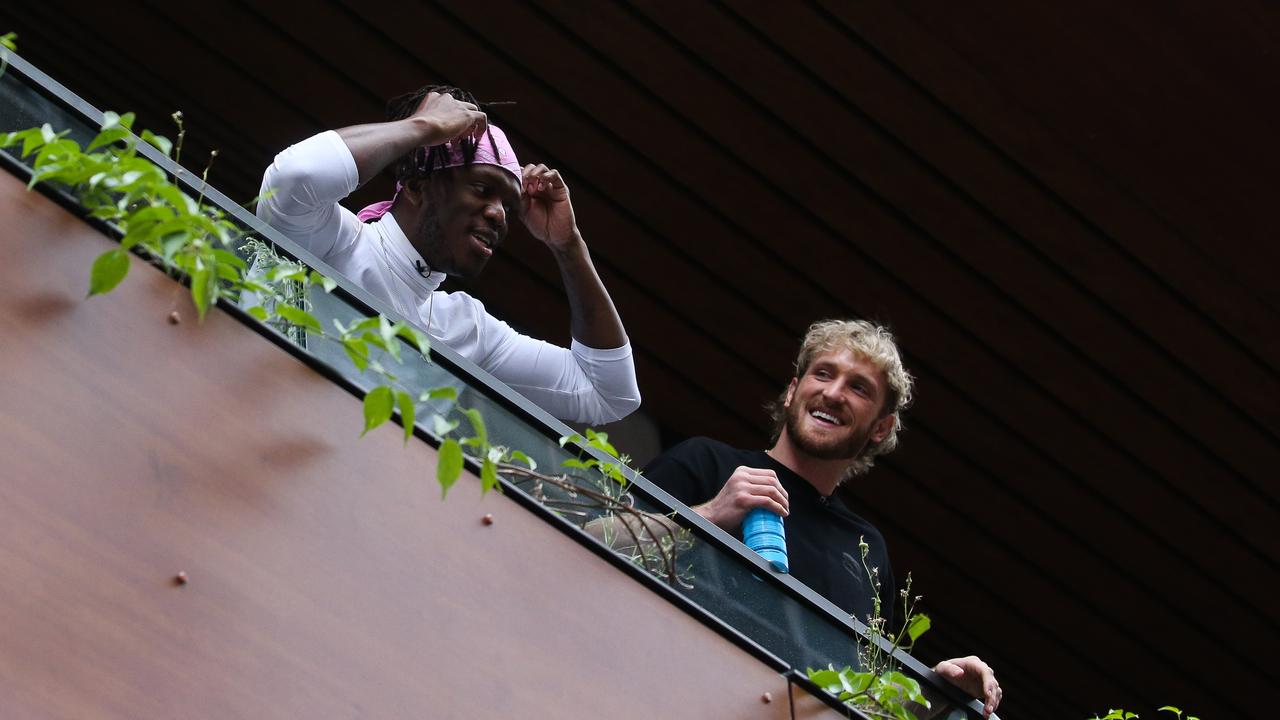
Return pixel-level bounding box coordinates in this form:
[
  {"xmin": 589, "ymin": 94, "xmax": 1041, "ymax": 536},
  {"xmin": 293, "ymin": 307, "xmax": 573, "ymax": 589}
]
[{"xmin": 257, "ymin": 131, "xmax": 641, "ymax": 425}]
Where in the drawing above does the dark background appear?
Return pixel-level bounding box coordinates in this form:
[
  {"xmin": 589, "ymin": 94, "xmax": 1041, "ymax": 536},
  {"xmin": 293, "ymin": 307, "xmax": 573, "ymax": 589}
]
[{"xmin": 3, "ymin": 2, "xmax": 1276, "ymax": 717}]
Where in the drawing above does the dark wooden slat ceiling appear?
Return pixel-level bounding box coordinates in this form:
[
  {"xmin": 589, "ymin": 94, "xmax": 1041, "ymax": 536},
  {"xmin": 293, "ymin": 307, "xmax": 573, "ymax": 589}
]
[{"xmin": 4, "ymin": 2, "xmax": 1276, "ymax": 717}]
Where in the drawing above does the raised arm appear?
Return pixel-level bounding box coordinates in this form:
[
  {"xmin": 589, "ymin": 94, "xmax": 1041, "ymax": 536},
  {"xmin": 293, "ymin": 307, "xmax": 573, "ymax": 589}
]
[
  {"xmin": 336, "ymin": 92, "xmax": 488, "ymax": 187},
  {"xmin": 519, "ymin": 164, "xmax": 628, "ymax": 351}
]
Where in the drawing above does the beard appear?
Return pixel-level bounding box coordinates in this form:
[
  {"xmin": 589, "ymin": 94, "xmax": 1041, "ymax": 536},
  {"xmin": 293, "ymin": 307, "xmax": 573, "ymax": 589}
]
[
  {"xmin": 412, "ymin": 207, "xmax": 446, "ymax": 273},
  {"xmin": 784, "ymin": 398, "xmax": 870, "ymax": 461}
]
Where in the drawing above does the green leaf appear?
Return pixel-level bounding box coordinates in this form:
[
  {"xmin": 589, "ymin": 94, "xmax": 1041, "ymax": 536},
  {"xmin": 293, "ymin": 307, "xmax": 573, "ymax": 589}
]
[
  {"xmin": 360, "ymin": 330, "xmax": 390, "ymax": 353},
  {"xmin": 379, "ymin": 316, "xmax": 401, "ymax": 362},
  {"xmin": 508, "ymin": 450, "xmax": 536, "ymax": 470},
  {"xmin": 807, "ymin": 669, "xmax": 841, "ymax": 687},
  {"xmin": 395, "ymin": 323, "xmax": 431, "ymax": 355},
  {"xmin": 600, "ymin": 462, "xmax": 628, "ymax": 486},
  {"xmin": 460, "ymin": 407, "xmax": 487, "ymax": 446},
  {"xmin": 87, "ymin": 248, "xmax": 130, "ymax": 297},
  {"xmin": 905, "ymin": 613, "xmax": 931, "ymax": 642},
  {"xmin": 119, "ymin": 205, "xmax": 177, "ymax": 250},
  {"xmin": 395, "ymin": 390, "xmax": 415, "ymax": 445},
  {"xmin": 378, "ymin": 314, "xmax": 397, "ymax": 346},
  {"xmin": 267, "ymin": 262, "xmax": 307, "ymax": 283},
  {"xmin": 1157, "ymin": 709, "xmax": 1181, "ymax": 716},
  {"xmin": 246, "ymin": 305, "xmax": 268, "ymax": 321},
  {"xmin": 100, "ymin": 110, "xmax": 135, "ymax": 132},
  {"xmin": 140, "ymin": 129, "xmax": 172, "ymax": 157},
  {"xmin": 561, "ymin": 458, "xmax": 595, "ymax": 471},
  {"xmin": 211, "ymin": 248, "xmax": 247, "ymax": 271},
  {"xmin": 558, "ymin": 433, "xmax": 584, "ymax": 448},
  {"xmin": 480, "ymin": 458, "xmax": 499, "ymax": 494},
  {"xmin": 191, "ymin": 265, "xmax": 217, "ymax": 321},
  {"xmin": 582, "ymin": 430, "xmax": 620, "ymax": 458},
  {"xmin": 431, "ymin": 414, "xmax": 459, "ymax": 437},
  {"xmin": 420, "ymin": 386, "xmax": 458, "ymax": 403},
  {"xmin": 0, "ymin": 32, "xmax": 16, "ymax": 52},
  {"xmin": 843, "ymin": 671, "xmax": 872, "ymax": 695},
  {"xmin": 341, "ymin": 337, "xmax": 369, "ymax": 371},
  {"xmin": 437, "ymin": 438, "xmax": 463, "ymax": 498},
  {"xmin": 106, "ymin": 169, "xmax": 146, "ymax": 190},
  {"xmin": 156, "ymin": 185, "xmax": 198, "ymax": 216},
  {"xmin": 0, "ymin": 129, "xmax": 29, "ymax": 149},
  {"xmin": 33, "ymin": 137, "xmax": 77, "ymax": 167},
  {"xmin": 276, "ymin": 305, "xmax": 323, "ymax": 334},
  {"xmin": 21, "ymin": 125, "xmax": 48, "ymax": 157},
  {"xmin": 87, "ymin": 126, "xmax": 131, "ymax": 152},
  {"xmin": 886, "ymin": 671, "xmax": 926, "ymax": 705},
  {"xmin": 213, "ymin": 261, "xmax": 240, "ymax": 283},
  {"xmin": 361, "ymin": 386, "xmax": 394, "ymax": 437},
  {"xmin": 308, "ymin": 270, "xmax": 337, "ymax": 293},
  {"xmin": 348, "ymin": 316, "xmax": 381, "ymax": 334},
  {"xmin": 160, "ymin": 232, "xmax": 190, "ymax": 261}
]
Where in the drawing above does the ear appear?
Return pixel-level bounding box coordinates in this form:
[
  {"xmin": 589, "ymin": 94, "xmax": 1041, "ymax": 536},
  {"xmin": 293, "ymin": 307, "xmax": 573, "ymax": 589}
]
[
  {"xmin": 399, "ymin": 178, "xmax": 425, "ymax": 207},
  {"xmin": 783, "ymin": 378, "xmax": 797, "ymax": 408},
  {"xmin": 870, "ymin": 413, "xmax": 895, "ymax": 444}
]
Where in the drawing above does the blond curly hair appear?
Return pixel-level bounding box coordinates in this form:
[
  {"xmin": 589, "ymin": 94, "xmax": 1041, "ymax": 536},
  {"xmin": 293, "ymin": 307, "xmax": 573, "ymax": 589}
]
[{"xmin": 768, "ymin": 319, "xmax": 915, "ymax": 478}]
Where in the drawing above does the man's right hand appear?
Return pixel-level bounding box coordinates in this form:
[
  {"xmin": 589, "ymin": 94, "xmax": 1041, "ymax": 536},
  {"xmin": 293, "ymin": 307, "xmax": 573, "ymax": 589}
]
[
  {"xmin": 337, "ymin": 91, "xmax": 489, "ymax": 187},
  {"xmin": 693, "ymin": 466, "xmax": 790, "ymax": 531},
  {"xmin": 411, "ymin": 91, "xmax": 488, "ymax": 147}
]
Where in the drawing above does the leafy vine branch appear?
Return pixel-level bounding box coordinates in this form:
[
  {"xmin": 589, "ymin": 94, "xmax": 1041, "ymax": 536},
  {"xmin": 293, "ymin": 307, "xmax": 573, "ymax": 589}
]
[
  {"xmin": 808, "ymin": 539, "xmax": 932, "ymax": 720},
  {"xmin": 2, "ymin": 107, "xmax": 687, "ymax": 585},
  {"xmin": 497, "ymin": 459, "xmax": 691, "ymax": 587}
]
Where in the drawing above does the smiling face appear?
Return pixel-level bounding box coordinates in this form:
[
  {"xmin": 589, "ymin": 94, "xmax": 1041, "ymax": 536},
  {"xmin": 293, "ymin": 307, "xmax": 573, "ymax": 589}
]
[
  {"xmin": 402, "ymin": 164, "xmax": 522, "ymax": 279},
  {"xmin": 780, "ymin": 348, "xmax": 896, "ymax": 462}
]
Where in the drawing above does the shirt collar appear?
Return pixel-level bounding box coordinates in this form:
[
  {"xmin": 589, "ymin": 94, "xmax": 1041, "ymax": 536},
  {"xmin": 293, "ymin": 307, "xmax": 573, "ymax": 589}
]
[{"xmin": 372, "ymin": 212, "xmax": 444, "ymax": 302}]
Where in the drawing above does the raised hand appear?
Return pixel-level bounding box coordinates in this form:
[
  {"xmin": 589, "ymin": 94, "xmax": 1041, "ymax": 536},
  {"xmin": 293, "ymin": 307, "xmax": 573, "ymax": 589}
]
[
  {"xmin": 520, "ymin": 163, "xmax": 579, "ymax": 251},
  {"xmin": 413, "ymin": 91, "xmax": 488, "ymax": 146}
]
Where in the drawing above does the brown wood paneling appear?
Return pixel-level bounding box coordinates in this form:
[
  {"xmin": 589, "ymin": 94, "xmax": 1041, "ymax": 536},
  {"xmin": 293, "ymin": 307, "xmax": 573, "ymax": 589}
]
[{"xmin": 0, "ymin": 172, "xmax": 796, "ymax": 719}]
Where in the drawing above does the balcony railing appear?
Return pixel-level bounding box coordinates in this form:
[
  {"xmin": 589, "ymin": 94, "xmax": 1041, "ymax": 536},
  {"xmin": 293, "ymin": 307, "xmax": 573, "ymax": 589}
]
[{"xmin": 0, "ymin": 49, "xmax": 987, "ymax": 720}]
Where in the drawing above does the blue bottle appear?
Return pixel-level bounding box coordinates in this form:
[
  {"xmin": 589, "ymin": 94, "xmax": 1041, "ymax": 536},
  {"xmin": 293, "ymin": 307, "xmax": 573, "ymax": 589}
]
[{"xmin": 743, "ymin": 508, "xmax": 789, "ymax": 573}]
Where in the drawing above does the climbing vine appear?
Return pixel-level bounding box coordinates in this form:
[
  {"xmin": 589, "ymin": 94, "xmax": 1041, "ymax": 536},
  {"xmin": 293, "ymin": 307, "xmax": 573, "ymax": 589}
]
[{"xmin": 808, "ymin": 538, "xmax": 932, "ymax": 720}]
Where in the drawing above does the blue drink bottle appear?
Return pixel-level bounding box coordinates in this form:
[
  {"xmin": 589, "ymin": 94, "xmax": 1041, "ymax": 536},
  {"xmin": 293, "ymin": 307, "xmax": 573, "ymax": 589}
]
[{"xmin": 743, "ymin": 508, "xmax": 789, "ymax": 573}]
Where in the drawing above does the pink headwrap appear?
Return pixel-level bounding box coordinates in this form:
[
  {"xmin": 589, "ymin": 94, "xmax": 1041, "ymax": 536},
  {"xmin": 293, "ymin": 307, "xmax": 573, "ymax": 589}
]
[{"xmin": 357, "ymin": 123, "xmax": 522, "ymax": 222}]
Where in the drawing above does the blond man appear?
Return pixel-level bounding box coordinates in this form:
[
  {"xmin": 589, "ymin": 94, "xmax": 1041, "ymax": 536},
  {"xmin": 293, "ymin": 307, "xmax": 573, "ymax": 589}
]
[{"xmin": 644, "ymin": 319, "xmax": 1002, "ymax": 717}]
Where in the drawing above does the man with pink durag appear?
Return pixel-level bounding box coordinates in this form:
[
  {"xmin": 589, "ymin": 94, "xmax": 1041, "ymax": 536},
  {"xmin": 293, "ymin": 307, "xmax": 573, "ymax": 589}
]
[{"xmin": 257, "ymin": 85, "xmax": 640, "ymax": 425}]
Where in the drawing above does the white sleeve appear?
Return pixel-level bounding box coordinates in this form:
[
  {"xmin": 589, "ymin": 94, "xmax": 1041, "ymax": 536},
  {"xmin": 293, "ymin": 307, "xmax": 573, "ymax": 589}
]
[
  {"xmin": 489, "ymin": 335, "xmax": 641, "ymax": 426},
  {"xmin": 255, "ymin": 130, "xmax": 362, "ymax": 260},
  {"xmin": 435, "ymin": 294, "xmax": 641, "ymax": 425}
]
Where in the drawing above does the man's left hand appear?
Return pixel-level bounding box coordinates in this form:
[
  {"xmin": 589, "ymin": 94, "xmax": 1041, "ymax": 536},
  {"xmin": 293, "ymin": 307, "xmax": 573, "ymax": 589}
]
[
  {"xmin": 933, "ymin": 656, "xmax": 1001, "ymax": 718},
  {"xmin": 520, "ymin": 164, "xmax": 579, "ymax": 251}
]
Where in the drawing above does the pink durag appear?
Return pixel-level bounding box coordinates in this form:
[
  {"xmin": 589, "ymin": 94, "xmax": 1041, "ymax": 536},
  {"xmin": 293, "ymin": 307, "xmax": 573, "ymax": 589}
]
[{"xmin": 356, "ymin": 123, "xmax": 521, "ymax": 222}]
